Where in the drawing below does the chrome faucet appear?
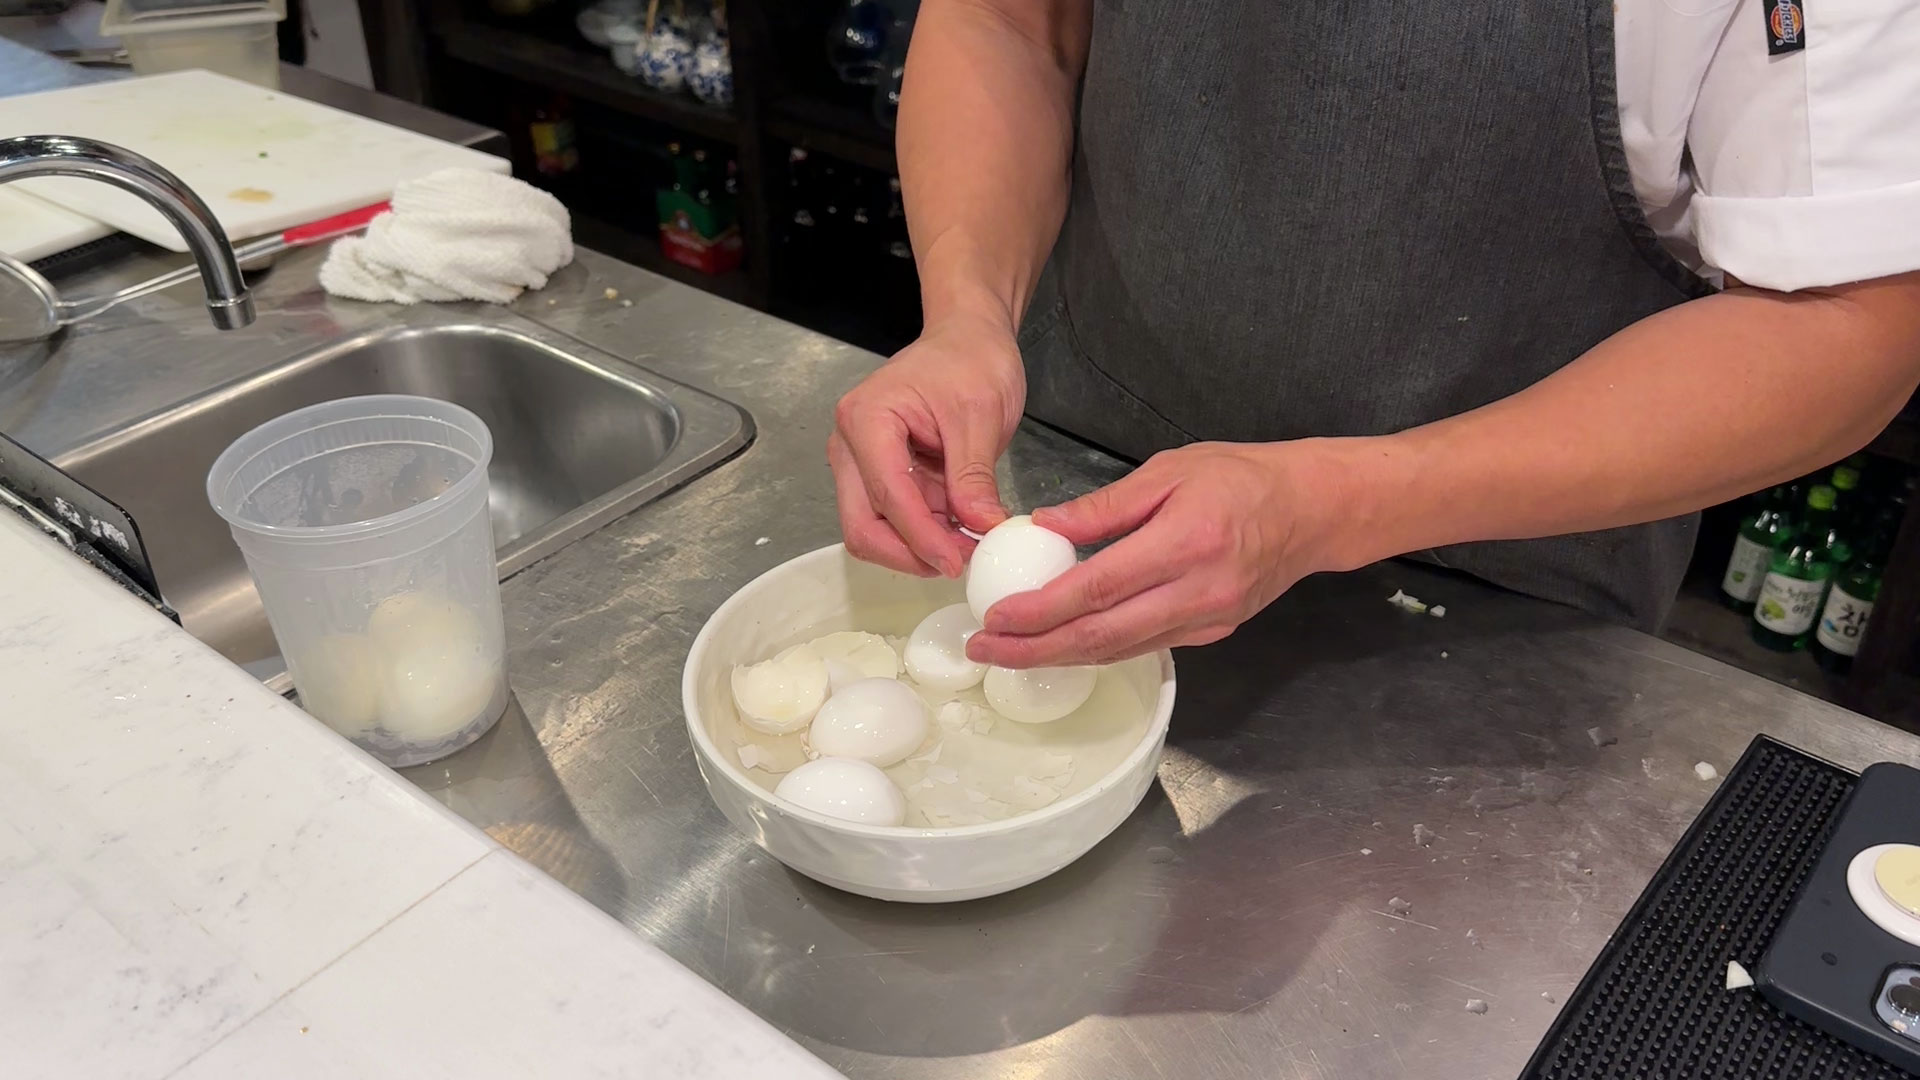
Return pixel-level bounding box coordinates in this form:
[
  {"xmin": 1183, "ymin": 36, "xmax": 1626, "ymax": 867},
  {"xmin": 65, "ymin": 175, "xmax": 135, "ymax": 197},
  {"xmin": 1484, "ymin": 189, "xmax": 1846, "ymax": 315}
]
[{"xmin": 0, "ymin": 135, "xmax": 254, "ymax": 330}]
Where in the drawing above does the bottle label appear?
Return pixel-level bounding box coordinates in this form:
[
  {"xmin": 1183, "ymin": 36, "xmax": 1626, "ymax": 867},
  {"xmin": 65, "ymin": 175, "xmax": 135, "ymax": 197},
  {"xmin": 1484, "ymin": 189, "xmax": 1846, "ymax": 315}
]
[
  {"xmin": 1721, "ymin": 536, "xmax": 1772, "ymax": 602},
  {"xmin": 1755, "ymin": 573, "xmax": 1827, "ymax": 635},
  {"xmin": 1816, "ymin": 586, "xmax": 1874, "ymax": 656}
]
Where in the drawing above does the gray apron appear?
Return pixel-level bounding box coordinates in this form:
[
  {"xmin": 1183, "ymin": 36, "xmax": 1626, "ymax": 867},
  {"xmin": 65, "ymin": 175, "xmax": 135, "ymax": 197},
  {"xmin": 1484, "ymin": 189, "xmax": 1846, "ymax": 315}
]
[{"xmin": 1020, "ymin": 0, "xmax": 1713, "ymax": 631}]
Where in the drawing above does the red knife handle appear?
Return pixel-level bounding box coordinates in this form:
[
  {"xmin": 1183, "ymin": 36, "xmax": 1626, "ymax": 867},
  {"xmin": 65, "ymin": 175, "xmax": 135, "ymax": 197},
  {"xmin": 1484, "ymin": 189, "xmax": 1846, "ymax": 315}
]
[{"xmin": 282, "ymin": 201, "xmax": 391, "ymax": 246}]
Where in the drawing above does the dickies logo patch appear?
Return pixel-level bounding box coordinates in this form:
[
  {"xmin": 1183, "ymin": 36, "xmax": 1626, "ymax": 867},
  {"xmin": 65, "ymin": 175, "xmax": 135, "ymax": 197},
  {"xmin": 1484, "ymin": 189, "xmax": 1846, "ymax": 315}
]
[{"xmin": 1766, "ymin": 0, "xmax": 1806, "ymax": 55}]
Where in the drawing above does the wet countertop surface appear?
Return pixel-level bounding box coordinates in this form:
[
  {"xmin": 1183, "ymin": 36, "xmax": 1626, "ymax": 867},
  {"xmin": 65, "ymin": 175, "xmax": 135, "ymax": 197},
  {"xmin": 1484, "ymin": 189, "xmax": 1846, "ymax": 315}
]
[
  {"xmin": 293, "ymin": 254, "xmax": 1920, "ymax": 1076},
  {"xmin": 9, "ymin": 238, "xmax": 1920, "ymax": 1078}
]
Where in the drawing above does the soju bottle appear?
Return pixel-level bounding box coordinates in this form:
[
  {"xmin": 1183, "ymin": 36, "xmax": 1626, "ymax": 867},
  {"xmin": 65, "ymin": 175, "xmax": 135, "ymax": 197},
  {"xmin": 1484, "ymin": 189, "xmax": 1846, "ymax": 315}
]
[
  {"xmin": 1813, "ymin": 519, "xmax": 1890, "ymax": 674},
  {"xmin": 1752, "ymin": 484, "xmax": 1842, "ymax": 651},
  {"xmin": 1721, "ymin": 486, "xmax": 1793, "ymax": 613},
  {"xmin": 1830, "ymin": 462, "xmax": 1865, "ymax": 535}
]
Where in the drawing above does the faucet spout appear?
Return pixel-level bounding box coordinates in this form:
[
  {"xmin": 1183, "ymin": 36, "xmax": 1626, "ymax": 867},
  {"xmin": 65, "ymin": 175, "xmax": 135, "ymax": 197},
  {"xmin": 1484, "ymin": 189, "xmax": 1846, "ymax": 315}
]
[{"xmin": 0, "ymin": 135, "xmax": 254, "ymax": 330}]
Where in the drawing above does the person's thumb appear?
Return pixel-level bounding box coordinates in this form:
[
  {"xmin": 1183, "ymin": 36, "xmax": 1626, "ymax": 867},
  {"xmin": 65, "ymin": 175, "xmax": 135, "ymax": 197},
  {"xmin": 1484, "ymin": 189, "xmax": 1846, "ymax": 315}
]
[
  {"xmin": 942, "ymin": 413, "xmax": 1010, "ymax": 532},
  {"xmin": 1032, "ymin": 466, "xmax": 1172, "ymax": 545}
]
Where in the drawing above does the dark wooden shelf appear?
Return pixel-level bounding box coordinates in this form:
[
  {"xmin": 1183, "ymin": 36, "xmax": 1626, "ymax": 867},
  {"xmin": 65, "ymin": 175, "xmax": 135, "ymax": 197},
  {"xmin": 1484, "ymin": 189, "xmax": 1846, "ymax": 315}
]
[
  {"xmin": 416, "ymin": 6, "xmax": 906, "ymax": 341},
  {"xmin": 767, "ymin": 94, "xmax": 897, "ymax": 173},
  {"xmin": 1659, "ymin": 575, "xmax": 1842, "ymax": 704},
  {"xmin": 435, "ymin": 20, "xmax": 740, "ymax": 144},
  {"xmin": 573, "ymin": 212, "xmax": 754, "ymax": 306},
  {"xmin": 1869, "ymin": 413, "xmax": 1920, "ymax": 468}
]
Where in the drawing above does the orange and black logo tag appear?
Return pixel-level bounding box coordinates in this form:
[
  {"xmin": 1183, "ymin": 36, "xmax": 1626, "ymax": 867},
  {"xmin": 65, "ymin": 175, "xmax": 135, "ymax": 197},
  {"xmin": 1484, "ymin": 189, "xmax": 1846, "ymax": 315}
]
[{"xmin": 1766, "ymin": 0, "xmax": 1806, "ymax": 55}]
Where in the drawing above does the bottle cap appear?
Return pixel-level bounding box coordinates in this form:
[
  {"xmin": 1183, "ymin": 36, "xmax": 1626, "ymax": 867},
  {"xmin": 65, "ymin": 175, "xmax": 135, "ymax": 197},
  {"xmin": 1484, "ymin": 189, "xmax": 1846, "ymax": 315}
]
[{"xmin": 1809, "ymin": 484, "xmax": 1837, "ymax": 511}]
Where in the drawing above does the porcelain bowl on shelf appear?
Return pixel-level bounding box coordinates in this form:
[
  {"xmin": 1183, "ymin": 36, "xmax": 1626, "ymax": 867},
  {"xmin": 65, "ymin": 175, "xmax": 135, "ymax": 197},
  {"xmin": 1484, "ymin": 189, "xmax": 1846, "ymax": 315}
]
[{"xmin": 682, "ymin": 544, "xmax": 1175, "ymax": 903}]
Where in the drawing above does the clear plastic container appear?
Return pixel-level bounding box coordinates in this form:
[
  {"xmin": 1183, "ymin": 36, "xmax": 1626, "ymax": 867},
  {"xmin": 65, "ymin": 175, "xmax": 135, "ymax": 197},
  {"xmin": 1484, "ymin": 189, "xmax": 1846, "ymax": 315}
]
[
  {"xmin": 101, "ymin": 0, "xmax": 286, "ymax": 88},
  {"xmin": 207, "ymin": 395, "xmax": 509, "ymax": 767}
]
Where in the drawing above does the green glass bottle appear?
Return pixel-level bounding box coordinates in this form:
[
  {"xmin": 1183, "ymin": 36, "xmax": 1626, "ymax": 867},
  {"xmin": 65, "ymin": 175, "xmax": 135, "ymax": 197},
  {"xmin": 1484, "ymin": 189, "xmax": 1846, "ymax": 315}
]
[
  {"xmin": 1830, "ymin": 462, "xmax": 1865, "ymax": 536},
  {"xmin": 1813, "ymin": 515, "xmax": 1892, "ymax": 674},
  {"xmin": 1752, "ymin": 484, "xmax": 1843, "ymax": 651},
  {"xmin": 1720, "ymin": 486, "xmax": 1794, "ymax": 613},
  {"xmin": 1818, "ymin": 493, "xmax": 1854, "ymax": 570}
]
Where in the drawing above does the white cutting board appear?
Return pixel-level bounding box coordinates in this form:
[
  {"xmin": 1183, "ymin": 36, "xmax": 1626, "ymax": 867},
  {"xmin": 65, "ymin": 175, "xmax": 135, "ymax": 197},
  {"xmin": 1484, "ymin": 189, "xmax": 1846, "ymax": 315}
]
[
  {"xmin": 0, "ymin": 189, "xmax": 112, "ymax": 261},
  {"xmin": 0, "ymin": 70, "xmax": 508, "ymax": 252}
]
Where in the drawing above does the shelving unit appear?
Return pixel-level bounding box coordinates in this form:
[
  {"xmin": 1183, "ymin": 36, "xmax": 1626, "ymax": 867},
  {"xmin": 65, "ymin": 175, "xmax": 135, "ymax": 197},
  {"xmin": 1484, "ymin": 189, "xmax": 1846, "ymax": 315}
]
[
  {"xmin": 766, "ymin": 94, "xmax": 896, "ymax": 173},
  {"xmin": 1869, "ymin": 414, "xmax": 1920, "ymax": 468},
  {"xmin": 572, "ymin": 211, "xmax": 753, "ymax": 305},
  {"xmin": 380, "ymin": 0, "xmax": 914, "ymax": 344},
  {"xmin": 1660, "ymin": 577, "xmax": 1842, "ymax": 705},
  {"xmin": 436, "ymin": 21, "xmax": 741, "ymax": 143},
  {"xmin": 1657, "ymin": 453, "xmax": 1920, "ymax": 735}
]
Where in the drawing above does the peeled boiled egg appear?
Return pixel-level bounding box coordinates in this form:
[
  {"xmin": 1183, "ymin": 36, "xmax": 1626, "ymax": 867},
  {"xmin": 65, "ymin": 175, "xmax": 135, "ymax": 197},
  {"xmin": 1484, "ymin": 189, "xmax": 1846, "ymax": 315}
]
[
  {"xmin": 774, "ymin": 757, "xmax": 907, "ymax": 826},
  {"xmin": 368, "ymin": 590, "xmax": 482, "ymax": 650},
  {"xmin": 809, "ymin": 630, "xmax": 901, "ymax": 692},
  {"xmin": 984, "ymin": 664, "xmax": 1098, "ymax": 724},
  {"xmin": 730, "ymin": 643, "xmax": 829, "ymax": 735},
  {"xmin": 366, "ymin": 592, "xmax": 501, "ymax": 741},
  {"xmin": 808, "ymin": 677, "xmax": 930, "ymax": 767},
  {"xmin": 382, "ymin": 643, "xmax": 502, "ymax": 741},
  {"xmin": 293, "ymin": 633, "xmax": 381, "ymax": 738},
  {"xmin": 904, "ymin": 603, "xmax": 988, "ymax": 693},
  {"xmin": 966, "ymin": 515, "xmax": 1077, "ymax": 623}
]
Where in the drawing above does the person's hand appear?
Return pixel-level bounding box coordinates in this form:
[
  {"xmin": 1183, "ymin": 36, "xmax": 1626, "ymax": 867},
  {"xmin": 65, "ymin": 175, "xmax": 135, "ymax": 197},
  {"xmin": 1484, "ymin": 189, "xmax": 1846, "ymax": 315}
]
[
  {"xmin": 967, "ymin": 440, "xmax": 1352, "ymax": 666},
  {"xmin": 829, "ymin": 312, "xmax": 1026, "ymax": 578}
]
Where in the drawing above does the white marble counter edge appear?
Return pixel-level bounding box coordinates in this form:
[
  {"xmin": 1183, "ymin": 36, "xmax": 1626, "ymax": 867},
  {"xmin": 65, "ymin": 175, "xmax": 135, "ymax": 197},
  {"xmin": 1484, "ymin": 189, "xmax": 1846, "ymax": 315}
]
[{"xmin": 0, "ymin": 511, "xmax": 840, "ymax": 1079}]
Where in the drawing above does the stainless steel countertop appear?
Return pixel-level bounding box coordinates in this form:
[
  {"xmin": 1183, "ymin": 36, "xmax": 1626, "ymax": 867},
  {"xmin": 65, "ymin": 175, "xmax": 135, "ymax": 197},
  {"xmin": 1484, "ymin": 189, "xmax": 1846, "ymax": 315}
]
[{"xmin": 10, "ymin": 242, "xmax": 1920, "ymax": 1078}]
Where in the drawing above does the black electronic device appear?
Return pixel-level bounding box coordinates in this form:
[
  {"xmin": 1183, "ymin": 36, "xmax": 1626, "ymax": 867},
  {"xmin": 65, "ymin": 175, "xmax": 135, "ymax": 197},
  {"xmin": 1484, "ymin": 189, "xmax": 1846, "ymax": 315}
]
[{"xmin": 1759, "ymin": 762, "xmax": 1920, "ymax": 1074}]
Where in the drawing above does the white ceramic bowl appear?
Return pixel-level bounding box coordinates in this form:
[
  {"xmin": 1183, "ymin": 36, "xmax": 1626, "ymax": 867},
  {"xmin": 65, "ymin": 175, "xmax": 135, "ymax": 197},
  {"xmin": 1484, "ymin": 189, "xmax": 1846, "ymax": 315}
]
[{"xmin": 683, "ymin": 544, "xmax": 1175, "ymax": 903}]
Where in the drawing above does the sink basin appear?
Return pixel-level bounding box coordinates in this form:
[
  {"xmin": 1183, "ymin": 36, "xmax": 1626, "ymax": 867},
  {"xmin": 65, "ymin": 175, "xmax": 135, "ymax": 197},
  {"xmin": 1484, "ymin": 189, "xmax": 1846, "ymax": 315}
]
[{"xmin": 55, "ymin": 313, "xmax": 751, "ymax": 684}]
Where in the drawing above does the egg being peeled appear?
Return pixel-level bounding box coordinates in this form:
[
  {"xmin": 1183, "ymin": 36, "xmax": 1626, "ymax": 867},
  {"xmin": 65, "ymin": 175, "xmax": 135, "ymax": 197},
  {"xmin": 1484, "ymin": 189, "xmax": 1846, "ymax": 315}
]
[
  {"xmin": 904, "ymin": 603, "xmax": 988, "ymax": 693},
  {"xmin": 808, "ymin": 677, "xmax": 929, "ymax": 767},
  {"xmin": 775, "ymin": 757, "xmax": 907, "ymax": 826},
  {"xmin": 965, "ymin": 515, "xmax": 1077, "ymax": 623},
  {"xmin": 731, "ymin": 643, "xmax": 830, "ymax": 735},
  {"xmin": 984, "ymin": 664, "xmax": 1098, "ymax": 724}
]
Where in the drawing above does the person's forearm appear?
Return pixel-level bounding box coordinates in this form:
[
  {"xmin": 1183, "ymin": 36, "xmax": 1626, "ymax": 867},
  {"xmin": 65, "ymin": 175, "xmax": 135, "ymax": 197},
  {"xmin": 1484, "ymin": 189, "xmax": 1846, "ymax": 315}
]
[
  {"xmin": 899, "ymin": 0, "xmax": 1090, "ymax": 332},
  {"xmin": 1318, "ymin": 273, "xmax": 1920, "ymax": 571}
]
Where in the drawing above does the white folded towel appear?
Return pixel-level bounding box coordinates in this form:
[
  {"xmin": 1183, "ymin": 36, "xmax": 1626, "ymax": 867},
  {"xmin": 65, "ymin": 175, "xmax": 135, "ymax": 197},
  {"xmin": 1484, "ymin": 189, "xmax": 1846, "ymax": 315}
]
[{"xmin": 319, "ymin": 168, "xmax": 574, "ymax": 305}]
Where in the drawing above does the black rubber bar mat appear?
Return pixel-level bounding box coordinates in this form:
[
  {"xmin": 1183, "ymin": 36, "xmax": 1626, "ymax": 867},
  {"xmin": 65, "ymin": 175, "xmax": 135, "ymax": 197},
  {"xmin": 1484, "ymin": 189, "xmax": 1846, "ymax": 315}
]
[
  {"xmin": 1520, "ymin": 734, "xmax": 1915, "ymax": 1079},
  {"xmin": 29, "ymin": 233, "xmax": 143, "ymax": 278}
]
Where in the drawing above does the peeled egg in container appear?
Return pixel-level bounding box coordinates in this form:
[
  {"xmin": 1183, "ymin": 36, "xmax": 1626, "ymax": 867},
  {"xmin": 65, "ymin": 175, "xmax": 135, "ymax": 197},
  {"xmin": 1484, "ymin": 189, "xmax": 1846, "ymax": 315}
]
[
  {"xmin": 367, "ymin": 592, "xmax": 500, "ymax": 741},
  {"xmin": 966, "ymin": 515, "xmax": 1078, "ymax": 623},
  {"xmin": 809, "ymin": 630, "xmax": 901, "ymax": 692},
  {"xmin": 775, "ymin": 757, "xmax": 907, "ymax": 826},
  {"xmin": 808, "ymin": 677, "xmax": 930, "ymax": 767},
  {"xmin": 904, "ymin": 603, "xmax": 988, "ymax": 693},
  {"xmin": 731, "ymin": 643, "xmax": 829, "ymax": 735},
  {"xmin": 984, "ymin": 664, "xmax": 1098, "ymax": 724},
  {"xmin": 293, "ymin": 633, "xmax": 381, "ymax": 738},
  {"xmin": 368, "ymin": 590, "xmax": 477, "ymax": 648}
]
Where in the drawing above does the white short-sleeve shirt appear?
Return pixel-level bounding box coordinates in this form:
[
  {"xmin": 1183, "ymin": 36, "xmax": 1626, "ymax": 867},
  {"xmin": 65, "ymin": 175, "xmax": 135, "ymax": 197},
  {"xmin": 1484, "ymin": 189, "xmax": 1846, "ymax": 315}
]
[{"xmin": 1617, "ymin": 0, "xmax": 1920, "ymax": 291}]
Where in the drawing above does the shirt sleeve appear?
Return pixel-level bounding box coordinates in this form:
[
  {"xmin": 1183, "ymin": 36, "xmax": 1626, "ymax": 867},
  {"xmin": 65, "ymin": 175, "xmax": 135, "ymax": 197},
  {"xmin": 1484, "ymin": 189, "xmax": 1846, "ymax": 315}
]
[{"xmin": 1686, "ymin": 0, "xmax": 1920, "ymax": 291}]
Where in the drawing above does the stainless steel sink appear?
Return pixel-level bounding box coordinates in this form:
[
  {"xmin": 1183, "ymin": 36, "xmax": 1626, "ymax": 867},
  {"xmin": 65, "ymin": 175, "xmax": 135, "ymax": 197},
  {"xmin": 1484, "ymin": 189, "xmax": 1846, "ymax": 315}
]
[{"xmin": 54, "ymin": 312, "xmax": 752, "ymax": 683}]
